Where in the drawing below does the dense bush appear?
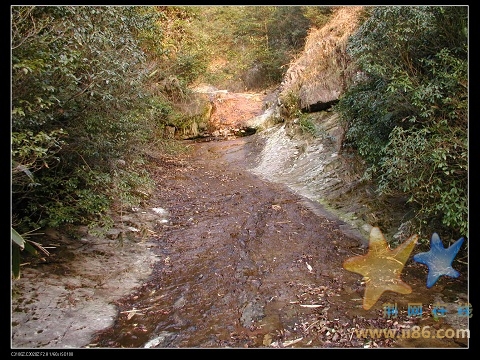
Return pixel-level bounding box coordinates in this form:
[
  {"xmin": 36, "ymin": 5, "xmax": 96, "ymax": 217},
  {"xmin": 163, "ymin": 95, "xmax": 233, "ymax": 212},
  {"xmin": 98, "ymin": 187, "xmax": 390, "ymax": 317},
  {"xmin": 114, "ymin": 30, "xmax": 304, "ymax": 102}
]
[
  {"xmin": 335, "ymin": 6, "xmax": 468, "ymax": 240},
  {"xmin": 11, "ymin": 6, "xmax": 164, "ymax": 233}
]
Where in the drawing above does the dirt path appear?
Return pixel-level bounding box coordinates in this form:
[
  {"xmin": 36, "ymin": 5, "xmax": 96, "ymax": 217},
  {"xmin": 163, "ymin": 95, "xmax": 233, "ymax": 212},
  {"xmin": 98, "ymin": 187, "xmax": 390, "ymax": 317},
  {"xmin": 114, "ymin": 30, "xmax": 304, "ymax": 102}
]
[
  {"xmin": 84, "ymin": 137, "xmax": 468, "ymax": 349},
  {"xmin": 11, "ymin": 135, "xmax": 469, "ymax": 350}
]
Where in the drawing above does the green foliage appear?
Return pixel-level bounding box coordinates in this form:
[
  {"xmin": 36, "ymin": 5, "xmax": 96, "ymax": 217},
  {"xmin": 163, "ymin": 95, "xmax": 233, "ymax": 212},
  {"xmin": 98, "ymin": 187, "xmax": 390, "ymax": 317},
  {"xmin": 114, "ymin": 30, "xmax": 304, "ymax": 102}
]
[
  {"xmin": 184, "ymin": 6, "xmax": 325, "ymax": 90},
  {"xmin": 335, "ymin": 6, "xmax": 468, "ymax": 239},
  {"xmin": 336, "ymin": 78, "xmax": 397, "ymax": 165},
  {"xmin": 280, "ymin": 90, "xmax": 301, "ymax": 119},
  {"xmin": 143, "ymin": 6, "xmax": 208, "ymax": 87},
  {"xmin": 11, "ymin": 227, "xmax": 50, "ymax": 279},
  {"xmin": 12, "ymin": 228, "xmax": 29, "ymax": 279},
  {"xmin": 11, "ymin": 6, "xmax": 163, "ymax": 235},
  {"xmin": 175, "ymin": 52, "xmax": 208, "ymax": 85},
  {"xmin": 12, "ymin": 128, "xmax": 67, "ymax": 184},
  {"xmin": 301, "ymin": 6, "xmax": 334, "ymax": 29},
  {"xmin": 298, "ymin": 114, "xmax": 318, "ymax": 137},
  {"xmin": 378, "ymin": 122, "xmax": 468, "ymax": 238},
  {"xmin": 236, "ymin": 6, "xmax": 311, "ymax": 88}
]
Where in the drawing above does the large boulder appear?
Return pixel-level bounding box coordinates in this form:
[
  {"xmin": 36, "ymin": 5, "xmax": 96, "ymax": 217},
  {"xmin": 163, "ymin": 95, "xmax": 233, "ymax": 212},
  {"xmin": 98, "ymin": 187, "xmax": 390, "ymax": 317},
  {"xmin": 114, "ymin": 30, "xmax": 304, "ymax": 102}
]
[{"xmin": 192, "ymin": 84, "xmax": 265, "ymax": 137}]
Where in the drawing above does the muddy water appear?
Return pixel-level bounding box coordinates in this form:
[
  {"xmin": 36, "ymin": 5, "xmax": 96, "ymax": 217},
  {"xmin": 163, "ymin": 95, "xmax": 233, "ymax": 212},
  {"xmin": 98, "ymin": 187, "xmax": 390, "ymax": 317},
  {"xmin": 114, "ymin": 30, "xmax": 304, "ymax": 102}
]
[{"xmin": 90, "ymin": 138, "xmax": 469, "ymax": 348}]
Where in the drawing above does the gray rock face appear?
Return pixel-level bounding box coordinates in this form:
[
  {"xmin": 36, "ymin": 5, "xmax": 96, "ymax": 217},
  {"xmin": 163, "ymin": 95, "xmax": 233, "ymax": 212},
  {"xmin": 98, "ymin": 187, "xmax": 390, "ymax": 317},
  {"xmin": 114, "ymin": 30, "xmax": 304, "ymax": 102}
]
[
  {"xmin": 11, "ymin": 206, "xmax": 168, "ymax": 349},
  {"xmin": 247, "ymin": 110, "xmax": 370, "ymax": 243}
]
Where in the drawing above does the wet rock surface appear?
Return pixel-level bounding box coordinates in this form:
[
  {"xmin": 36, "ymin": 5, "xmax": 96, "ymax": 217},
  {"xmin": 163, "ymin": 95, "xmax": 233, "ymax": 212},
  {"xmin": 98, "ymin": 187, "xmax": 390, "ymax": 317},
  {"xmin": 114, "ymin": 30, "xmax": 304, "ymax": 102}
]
[{"xmin": 10, "ymin": 210, "xmax": 165, "ymax": 349}]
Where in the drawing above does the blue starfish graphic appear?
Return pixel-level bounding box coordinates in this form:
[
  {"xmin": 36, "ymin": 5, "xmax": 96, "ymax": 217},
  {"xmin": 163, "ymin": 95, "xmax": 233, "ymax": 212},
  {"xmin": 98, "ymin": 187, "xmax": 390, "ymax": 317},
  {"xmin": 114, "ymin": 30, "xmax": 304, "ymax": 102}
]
[{"xmin": 413, "ymin": 233, "xmax": 464, "ymax": 288}]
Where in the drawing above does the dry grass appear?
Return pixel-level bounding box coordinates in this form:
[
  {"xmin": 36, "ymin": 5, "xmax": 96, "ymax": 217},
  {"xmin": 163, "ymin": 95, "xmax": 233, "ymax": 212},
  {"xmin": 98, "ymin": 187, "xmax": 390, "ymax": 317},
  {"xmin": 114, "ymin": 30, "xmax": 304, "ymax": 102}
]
[{"xmin": 280, "ymin": 6, "xmax": 365, "ymax": 108}]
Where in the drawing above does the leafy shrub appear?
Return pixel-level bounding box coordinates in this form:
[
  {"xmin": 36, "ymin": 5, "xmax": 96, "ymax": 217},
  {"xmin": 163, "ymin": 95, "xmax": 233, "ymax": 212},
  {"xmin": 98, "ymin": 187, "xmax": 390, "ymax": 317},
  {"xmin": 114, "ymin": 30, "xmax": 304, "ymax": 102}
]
[
  {"xmin": 298, "ymin": 114, "xmax": 318, "ymax": 137},
  {"xmin": 336, "ymin": 6, "xmax": 468, "ymax": 240},
  {"xmin": 11, "ymin": 6, "xmax": 160, "ymax": 233}
]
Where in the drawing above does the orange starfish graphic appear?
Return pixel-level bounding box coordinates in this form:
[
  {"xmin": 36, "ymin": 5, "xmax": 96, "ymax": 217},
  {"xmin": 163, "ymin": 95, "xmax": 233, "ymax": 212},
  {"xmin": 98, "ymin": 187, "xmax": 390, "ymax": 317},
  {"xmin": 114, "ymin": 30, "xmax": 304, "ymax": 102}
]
[{"xmin": 343, "ymin": 227, "xmax": 418, "ymax": 310}]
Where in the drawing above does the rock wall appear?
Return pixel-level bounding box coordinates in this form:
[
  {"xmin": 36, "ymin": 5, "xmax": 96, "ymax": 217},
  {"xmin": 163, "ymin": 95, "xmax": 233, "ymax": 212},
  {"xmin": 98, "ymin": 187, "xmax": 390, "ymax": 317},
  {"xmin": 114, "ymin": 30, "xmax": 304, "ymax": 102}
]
[{"xmin": 247, "ymin": 111, "xmax": 373, "ymax": 241}]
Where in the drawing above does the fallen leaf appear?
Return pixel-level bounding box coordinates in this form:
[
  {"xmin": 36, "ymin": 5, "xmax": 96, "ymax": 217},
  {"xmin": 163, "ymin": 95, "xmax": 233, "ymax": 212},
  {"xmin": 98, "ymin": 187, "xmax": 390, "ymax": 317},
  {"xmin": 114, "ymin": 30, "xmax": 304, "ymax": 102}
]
[{"xmin": 263, "ymin": 334, "xmax": 272, "ymax": 346}]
